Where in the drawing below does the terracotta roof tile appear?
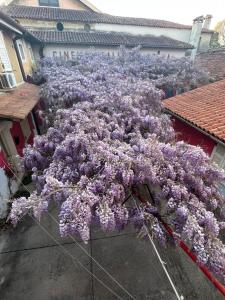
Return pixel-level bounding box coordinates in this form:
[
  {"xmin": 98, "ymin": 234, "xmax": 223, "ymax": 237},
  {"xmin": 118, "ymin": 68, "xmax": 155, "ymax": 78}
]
[
  {"xmin": 163, "ymin": 79, "xmax": 225, "ymax": 142},
  {"xmin": 30, "ymin": 30, "xmax": 193, "ymax": 49},
  {"xmin": 4, "ymin": 5, "xmax": 213, "ymax": 32},
  {"xmin": 0, "ymin": 83, "xmax": 39, "ymax": 120}
]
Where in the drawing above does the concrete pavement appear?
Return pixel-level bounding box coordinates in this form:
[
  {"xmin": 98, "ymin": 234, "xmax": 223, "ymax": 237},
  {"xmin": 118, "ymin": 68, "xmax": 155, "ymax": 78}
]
[{"xmin": 0, "ymin": 210, "xmax": 224, "ymax": 300}]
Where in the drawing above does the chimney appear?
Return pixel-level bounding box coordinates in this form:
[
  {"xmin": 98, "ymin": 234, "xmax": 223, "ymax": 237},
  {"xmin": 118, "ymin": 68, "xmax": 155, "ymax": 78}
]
[
  {"xmin": 189, "ymin": 15, "xmax": 204, "ymax": 60},
  {"xmin": 203, "ymin": 14, "xmax": 213, "ymax": 29}
]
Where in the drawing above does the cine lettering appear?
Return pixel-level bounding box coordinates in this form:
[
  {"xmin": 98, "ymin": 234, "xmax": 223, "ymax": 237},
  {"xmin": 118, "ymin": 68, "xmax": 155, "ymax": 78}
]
[{"xmin": 52, "ymin": 50, "xmax": 76, "ymax": 60}]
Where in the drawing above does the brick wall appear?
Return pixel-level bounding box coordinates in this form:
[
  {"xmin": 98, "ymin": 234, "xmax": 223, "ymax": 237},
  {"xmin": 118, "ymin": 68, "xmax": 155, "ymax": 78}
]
[{"xmin": 195, "ymin": 48, "xmax": 225, "ymax": 80}]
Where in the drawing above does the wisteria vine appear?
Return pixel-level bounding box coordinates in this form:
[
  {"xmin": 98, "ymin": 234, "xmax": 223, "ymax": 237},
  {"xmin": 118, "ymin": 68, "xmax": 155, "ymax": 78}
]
[{"xmin": 10, "ymin": 48, "xmax": 225, "ymax": 282}]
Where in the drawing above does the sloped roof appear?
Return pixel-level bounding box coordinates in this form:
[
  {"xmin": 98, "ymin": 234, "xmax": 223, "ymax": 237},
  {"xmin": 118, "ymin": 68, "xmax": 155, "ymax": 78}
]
[
  {"xmin": 4, "ymin": 5, "xmax": 212, "ymax": 32},
  {"xmin": 195, "ymin": 47, "xmax": 225, "ymax": 80},
  {"xmin": 0, "ymin": 83, "xmax": 39, "ymax": 120},
  {"xmin": 163, "ymin": 79, "xmax": 225, "ymax": 142},
  {"xmin": 0, "ymin": 9, "xmax": 40, "ymax": 42},
  {"xmin": 30, "ymin": 30, "xmax": 193, "ymax": 49},
  {"xmin": 4, "ymin": 0, "xmax": 100, "ymax": 12}
]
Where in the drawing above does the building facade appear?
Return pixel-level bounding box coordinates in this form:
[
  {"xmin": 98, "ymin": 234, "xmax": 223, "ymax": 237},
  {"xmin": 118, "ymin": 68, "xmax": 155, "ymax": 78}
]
[
  {"xmin": 0, "ymin": 11, "xmax": 40, "ymax": 218},
  {"xmin": 163, "ymin": 79, "xmax": 225, "ymax": 195},
  {"xmin": 195, "ymin": 47, "xmax": 225, "ymax": 80},
  {"xmin": 2, "ymin": 0, "xmax": 214, "ymax": 59}
]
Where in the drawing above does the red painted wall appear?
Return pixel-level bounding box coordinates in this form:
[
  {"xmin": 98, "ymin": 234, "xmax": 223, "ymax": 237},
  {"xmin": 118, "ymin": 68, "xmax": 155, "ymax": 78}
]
[
  {"xmin": 10, "ymin": 114, "xmax": 36, "ymax": 157},
  {"xmin": 173, "ymin": 117, "xmax": 216, "ymax": 156},
  {"xmin": 27, "ymin": 113, "xmax": 35, "ymax": 145},
  {"xmin": 0, "ymin": 149, "xmax": 11, "ymax": 175},
  {"xmin": 10, "ymin": 121, "xmax": 25, "ymax": 157}
]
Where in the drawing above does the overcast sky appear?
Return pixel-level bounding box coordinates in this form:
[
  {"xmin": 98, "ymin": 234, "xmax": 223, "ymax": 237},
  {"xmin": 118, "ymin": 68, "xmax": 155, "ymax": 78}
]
[
  {"xmin": 0, "ymin": 0, "xmax": 224, "ymax": 28},
  {"xmin": 90, "ymin": 0, "xmax": 224, "ymax": 28}
]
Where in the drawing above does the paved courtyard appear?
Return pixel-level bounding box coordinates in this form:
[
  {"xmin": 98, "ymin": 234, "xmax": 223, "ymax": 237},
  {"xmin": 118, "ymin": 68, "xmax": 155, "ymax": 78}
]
[{"xmin": 0, "ymin": 209, "xmax": 224, "ymax": 300}]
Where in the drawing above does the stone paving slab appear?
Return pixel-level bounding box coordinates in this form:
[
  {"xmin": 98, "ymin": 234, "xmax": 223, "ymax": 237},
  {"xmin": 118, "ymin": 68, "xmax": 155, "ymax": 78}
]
[
  {"xmin": 0, "ymin": 212, "xmax": 224, "ymax": 300},
  {"xmin": 91, "ymin": 234, "xmax": 178, "ymax": 300},
  {"xmin": 0, "ymin": 243, "xmax": 92, "ymax": 300},
  {"xmin": 91, "ymin": 223, "xmax": 138, "ymax": 241},
  {"xmin": 159, "ymin": 243, "xmax": 224, "ymax": 300},
  {"xmin": 0, "ymin": 211, "xmax": 80, "ymax": 254},
  {"xmin": 91, "ymin": 234, "xmax": 225, "ymax": 300}
]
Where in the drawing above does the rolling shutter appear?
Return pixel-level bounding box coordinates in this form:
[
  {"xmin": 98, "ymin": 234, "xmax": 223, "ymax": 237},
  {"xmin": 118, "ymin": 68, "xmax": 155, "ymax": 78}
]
[{"xmin": 0, "ymin": 31, "xmax": 12, "ymax": 72}]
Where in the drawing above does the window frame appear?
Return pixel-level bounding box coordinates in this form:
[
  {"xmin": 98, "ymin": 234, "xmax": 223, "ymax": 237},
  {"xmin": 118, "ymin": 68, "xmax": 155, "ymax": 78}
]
[
  {"xmin": 211, "ymin": 144, "xmax": 225, "ymax": 197},
  {"xmin": 17, "ymin": 40, "xmax": 26, "ymax": 63},
  {"xmin": 211, "ymin": 144, "xmax": 225, "ymax": 170}
]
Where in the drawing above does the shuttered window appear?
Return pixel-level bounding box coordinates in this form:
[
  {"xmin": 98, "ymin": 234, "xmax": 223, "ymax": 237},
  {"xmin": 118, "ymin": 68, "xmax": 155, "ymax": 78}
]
[{"xmin": 0, "ymin": 31, "xmax": 12, "ymax": 72}]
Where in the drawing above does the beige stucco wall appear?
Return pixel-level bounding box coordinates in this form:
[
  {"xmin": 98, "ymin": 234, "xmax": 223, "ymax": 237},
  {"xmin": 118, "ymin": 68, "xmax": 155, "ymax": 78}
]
[
  {"xmin": 18, "ymin": 18, "xmax": 87, "ymax": 30},
  {"xmin": 12, "ymin": 0, "xmax": 88, "ymax": 9},
  {"xmin": 60, "ymin": 0, "xmax": 87, "ymax": 9},
  {"xmin": 42, "ymin": 44, "xmax": 187, "ymax": 59},
  {"xmin": 2, "ymin": 32, "xmax": 23, "ymax": 84},
  {"xmin": 0, "ymin": 60, "xmax": 3, "ymax": 73}
]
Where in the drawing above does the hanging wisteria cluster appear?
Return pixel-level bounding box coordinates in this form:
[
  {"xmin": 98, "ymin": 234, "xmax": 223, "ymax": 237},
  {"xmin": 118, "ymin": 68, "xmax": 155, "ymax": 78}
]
[{"xmin": 10, "ymin": 48, "xmax": 225, "ymax": 282}]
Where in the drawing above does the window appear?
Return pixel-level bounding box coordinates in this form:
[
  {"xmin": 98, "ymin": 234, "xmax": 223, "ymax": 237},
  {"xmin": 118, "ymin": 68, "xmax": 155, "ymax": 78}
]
[
  {"xmin": 39, "ymin": 0, "xmax": 59, "ymax": 7},
  {"xmin": 17, "ymin": 41, "xmax": 26, "ymax": 62},
  {"xmin": 56, "ymin": 22, "xmax": 64, "ymax": 31},
  {"xmin": 211, "ymin": 144, "xmax": 225, "ymax": 170},
  {"xmin": 0, "ymin": 31, "xmax": 12, "ymax": 72},
  {"xmin": 211, "ymin": 145, "xmax": 225, "ymax": 197},
  {"xmin": 84, "ymin": 24, "xmax": 91, "ymax": 31}
]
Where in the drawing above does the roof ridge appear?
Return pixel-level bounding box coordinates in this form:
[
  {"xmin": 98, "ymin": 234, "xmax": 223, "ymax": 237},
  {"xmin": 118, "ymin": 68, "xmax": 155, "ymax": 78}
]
[
  {"xmin": 164, "ymin": 79, "xmax": 225, "ymax": 143},
  {"xmin": 29, "ymin": 29, "xmax": 193, "ymax": 49},
  {"xmin": 5, "ymin": 4, "xmax": 193, "ymax": 29}
]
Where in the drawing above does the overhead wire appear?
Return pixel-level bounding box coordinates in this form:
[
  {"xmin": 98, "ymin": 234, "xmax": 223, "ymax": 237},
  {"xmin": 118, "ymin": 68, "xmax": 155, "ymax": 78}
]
[
  {"xmin": 0, "ymin": 156, "xmax": 135, "ymax": 299},
  {"xmin": 131, "ymin": 195, "xmax": 184, "ymax": 300},
  {"xmin": 30, "ymin": 215, "xmax": 124, "ymax": 300}
]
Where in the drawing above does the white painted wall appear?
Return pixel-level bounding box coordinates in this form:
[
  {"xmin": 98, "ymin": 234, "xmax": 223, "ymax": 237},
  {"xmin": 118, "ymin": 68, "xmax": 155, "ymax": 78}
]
[
  {"xmin": 0, "ymin": 168, "xmax": 10, "ymax": 219},
  {"xmin": 198, "ymin": 33, "xmax": 212, "ymax": 51},
  {"xmin": 42, "ymin": 44, "xmax": 187, "ymax": 59},
  {"xmin": 95, "ymin": 23, "xmax": 192, "ymax": 43}
]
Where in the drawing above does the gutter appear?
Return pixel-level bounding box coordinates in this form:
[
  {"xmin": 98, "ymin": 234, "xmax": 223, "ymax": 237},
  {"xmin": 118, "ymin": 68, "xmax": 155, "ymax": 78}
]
[
  {"xmin": 164, "ymin": 108, "xmax": 225, "ymax": 147},
  {"xmin": 0, "ymin": 19, "xmax": 22, "ymax": 34}
]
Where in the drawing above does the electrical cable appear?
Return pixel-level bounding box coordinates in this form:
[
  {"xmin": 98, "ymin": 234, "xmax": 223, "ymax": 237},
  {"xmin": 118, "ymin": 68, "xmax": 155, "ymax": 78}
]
[
  {"xmin": 131, "ymin": 195, "xmax": 184, "ymax": 300},
  {"xmin": 0, "ymin": 157, "xmax": 135, "ymax": 299}
]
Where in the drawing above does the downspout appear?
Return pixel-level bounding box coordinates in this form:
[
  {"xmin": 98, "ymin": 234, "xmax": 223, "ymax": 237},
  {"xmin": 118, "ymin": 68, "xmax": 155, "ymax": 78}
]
[
  {"xmin": 39, "ymin": 42, "xmax": 45, "ymax": 59},
  {"xmin": 13, "ymin": 35, "xmax": 27, "ymax": 82}
]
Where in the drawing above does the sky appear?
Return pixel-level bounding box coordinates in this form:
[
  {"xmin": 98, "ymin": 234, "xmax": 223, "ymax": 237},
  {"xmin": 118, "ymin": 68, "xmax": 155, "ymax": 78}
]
[
  {"xmin": 90, "ymin": 0, "xmax": 225, "ymax": 28},
  {"xmin": 0, "ymin": 0, "xmax": 224, "ymax": 28}
]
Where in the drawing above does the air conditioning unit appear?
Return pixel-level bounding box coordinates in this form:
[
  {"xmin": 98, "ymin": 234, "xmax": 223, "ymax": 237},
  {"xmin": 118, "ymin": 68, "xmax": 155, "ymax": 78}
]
[{"xmin": 0, "ymin": 72, "xmax": 17, "ymax": 90}]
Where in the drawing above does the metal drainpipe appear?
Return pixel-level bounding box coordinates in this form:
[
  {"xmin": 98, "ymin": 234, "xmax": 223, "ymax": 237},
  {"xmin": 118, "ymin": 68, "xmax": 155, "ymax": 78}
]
[
  {"xmin": 39, "ymin": 43, "xmax": 45, "ymax": 59},
  {"xmin": 13, "ymin": 35, "xmax": 27, "ymax": 82}
]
